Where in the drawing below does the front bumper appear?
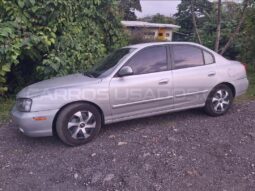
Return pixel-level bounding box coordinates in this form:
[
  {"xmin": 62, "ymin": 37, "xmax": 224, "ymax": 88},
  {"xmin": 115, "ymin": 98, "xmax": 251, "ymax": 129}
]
[{"xmin": 11, "ymin": 107, "xmax": 59, "ymax": 137}]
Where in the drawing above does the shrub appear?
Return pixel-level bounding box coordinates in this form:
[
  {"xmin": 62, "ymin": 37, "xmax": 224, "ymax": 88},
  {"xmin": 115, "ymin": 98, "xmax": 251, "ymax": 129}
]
[{"xmin": 0, "ymin": 0, "xmax": 127, "ymax": 95}]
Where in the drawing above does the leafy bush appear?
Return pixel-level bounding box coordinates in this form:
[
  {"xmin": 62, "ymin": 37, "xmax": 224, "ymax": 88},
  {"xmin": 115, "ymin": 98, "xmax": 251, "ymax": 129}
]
[
  {"xmin": 0, "ymin": 0, "xmax": 127, "ymax": 94},
  {"xmin": 0, "ymin": 98, "xmax": 14, "ymax": 124}
]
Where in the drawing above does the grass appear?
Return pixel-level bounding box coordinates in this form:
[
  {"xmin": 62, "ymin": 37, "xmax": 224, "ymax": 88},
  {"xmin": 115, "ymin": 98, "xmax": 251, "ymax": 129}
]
[
  {"xmin": 0, "ymin": 66, "xmax": 254, "ymax": 124},
  {"xmin": 0, "ymin": 98, "xmax": 15, "ymax": 125},
  {"xmin": 246, "ymin": 67, "xmax": 255, "ymax": 97},
  {"xmin": 236, "ymin": 65, "xmax": 255, "ymax": 102}
]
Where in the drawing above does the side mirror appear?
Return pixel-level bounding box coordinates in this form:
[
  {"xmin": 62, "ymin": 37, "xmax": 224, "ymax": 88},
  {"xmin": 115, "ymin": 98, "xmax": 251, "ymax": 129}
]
[{"xmin": 118, "ymin": 66, "xmax": 134, "ymax": 77}]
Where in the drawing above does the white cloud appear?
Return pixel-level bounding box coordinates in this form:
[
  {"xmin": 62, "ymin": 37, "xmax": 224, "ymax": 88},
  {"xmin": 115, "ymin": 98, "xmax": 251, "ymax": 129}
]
[
  {"xmin": 135, "ymin": 0, "xmax": 243, "ymax": 18},
  {"xmin": 136, "ymin": 0, "xmax": 181, "ymax": 18}
]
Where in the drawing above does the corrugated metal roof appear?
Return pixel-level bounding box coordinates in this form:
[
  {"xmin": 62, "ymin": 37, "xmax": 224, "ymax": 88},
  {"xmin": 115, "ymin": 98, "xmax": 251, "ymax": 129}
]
[{"xmin": 121, "ymin": 21, "xmax": 180, "ymax": 29}]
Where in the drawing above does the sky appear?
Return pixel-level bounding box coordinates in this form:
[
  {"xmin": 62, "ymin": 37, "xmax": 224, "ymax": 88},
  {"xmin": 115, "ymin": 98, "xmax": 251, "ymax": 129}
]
[
  {"xmin": 135, "ymin": 0, "xmax": 181, "ymax": 18},
  {"xmin": 135, "ymin": 0, "xmax": 243, "ymax": 18}
]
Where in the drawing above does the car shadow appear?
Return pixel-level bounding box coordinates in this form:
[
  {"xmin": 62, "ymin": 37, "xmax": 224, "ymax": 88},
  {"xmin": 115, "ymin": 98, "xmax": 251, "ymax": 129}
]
[
  {"xmin": 102, "ymin": 108, "xmax": 205, "ymax": 130},
  {"xmin": 6, "ymin": 108, "xmax": 207, "ymax": 148}
]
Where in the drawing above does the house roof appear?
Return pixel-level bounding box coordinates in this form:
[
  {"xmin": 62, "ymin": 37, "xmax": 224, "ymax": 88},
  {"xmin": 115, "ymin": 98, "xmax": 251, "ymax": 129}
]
[{"xmin": 121, "ymin": 21, "xmax": 180, "ymax": 29}]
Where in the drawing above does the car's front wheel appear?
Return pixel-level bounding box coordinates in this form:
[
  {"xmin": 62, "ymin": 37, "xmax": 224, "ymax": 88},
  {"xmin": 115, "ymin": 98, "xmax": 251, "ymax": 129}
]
[
  {"xmin": 204, "ymin": 84, "xmax": 234, "ymax": 116},
  {"xmin": 56, "ymin": 103, "xmax": 102, "ymax": 146}
]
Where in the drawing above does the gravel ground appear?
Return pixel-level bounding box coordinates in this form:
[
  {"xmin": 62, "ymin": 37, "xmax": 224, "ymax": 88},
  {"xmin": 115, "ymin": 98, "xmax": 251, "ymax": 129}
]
[{"xmin": 1, "ymin": 101, "xmax": 255, "ymax": 191}]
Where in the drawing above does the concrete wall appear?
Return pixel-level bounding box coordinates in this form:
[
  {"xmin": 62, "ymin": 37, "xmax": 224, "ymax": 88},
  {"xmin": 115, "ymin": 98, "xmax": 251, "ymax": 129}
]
[{"xmin": 125, "ymin": 27, "xmax": 174, "ymax": 41}]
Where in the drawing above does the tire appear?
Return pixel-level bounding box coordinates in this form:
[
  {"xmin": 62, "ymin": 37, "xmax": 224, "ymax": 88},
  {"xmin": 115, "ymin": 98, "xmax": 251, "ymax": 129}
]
[
  {"xmin": 56, "ymin": 103, "xmax": 102, "ymax": 146},
  {"xmin": 204, "ymin": 84, "xmax": 234, "ymax": 117}
]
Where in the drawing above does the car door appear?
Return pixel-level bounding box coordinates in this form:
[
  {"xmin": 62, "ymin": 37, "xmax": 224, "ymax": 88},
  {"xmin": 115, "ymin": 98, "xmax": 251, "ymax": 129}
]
[
  {"xmin": 171, "ymin": 44, "xmax": 217, "ymax": 108},
  {"xmin": 109, "ymin": 45, "xmax": 174, "ymax": 121}
]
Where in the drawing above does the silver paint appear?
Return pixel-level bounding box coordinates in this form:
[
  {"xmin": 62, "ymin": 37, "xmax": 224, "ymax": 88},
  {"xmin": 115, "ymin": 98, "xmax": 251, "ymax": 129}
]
[{"xmin": 11, "ymin": 42, "xmax": 249, "ymax": 137}]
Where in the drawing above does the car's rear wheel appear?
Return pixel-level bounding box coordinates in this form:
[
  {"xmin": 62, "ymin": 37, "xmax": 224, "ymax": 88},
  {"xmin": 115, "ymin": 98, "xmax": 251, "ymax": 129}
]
[
  {"xmin": 56, "ymin": 103, "xmax": 102, "ymax": 146},
  {"xmin": 204, "ymin": 84, "xmax": 234, "ymax": 116}
]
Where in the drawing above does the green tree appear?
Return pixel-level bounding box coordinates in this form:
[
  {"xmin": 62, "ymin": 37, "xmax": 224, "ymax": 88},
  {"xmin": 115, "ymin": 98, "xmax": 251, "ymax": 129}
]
[
  {"xmin": 141, "ymin": 13, "xmax": 175, "ymax": 24},
  {"xmin": 174, "ymin": 0, "xmax": 213, "ymax": 42},
  {"xmin": 241, "ymin": 5, "xmax": 255, "ymax": 66},
  {"xmin": 175, "ymin": 0, "xmax": 254, "ymax": 59},
  {"xmin": 0, "ymin": 0, "xmax": 127, "ymax": 95},
  {"xmin": 119, "ymin": 0, "xmax": 142, "ymax": 20}
]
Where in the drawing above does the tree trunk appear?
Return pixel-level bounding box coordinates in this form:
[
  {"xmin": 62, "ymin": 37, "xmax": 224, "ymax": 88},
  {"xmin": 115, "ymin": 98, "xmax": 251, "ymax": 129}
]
[
  {"xmin": 220, "ymin": 0, "xmax": 250, "ymax": 55},
  {"xmin": 215, "ymin": 0, "xmax": 222, "ymax": 52},
  {"xmin": 191, "ymin": 0, "xmax": 202, "ymax": 44}
]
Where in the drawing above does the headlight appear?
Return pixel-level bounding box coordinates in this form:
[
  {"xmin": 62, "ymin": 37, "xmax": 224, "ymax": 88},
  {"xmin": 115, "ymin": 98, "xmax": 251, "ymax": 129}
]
[{"xmin": 16, "ymin": 98, "xmax": 32, "ymax": 112}]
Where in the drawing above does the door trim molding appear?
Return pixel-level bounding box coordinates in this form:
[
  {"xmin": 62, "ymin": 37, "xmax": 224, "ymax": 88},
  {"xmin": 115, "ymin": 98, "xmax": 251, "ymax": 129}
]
[
  {"xmin": 175, "ymin": 90, "xmax": 209, "ymax": 98},
  {"xmin": 112, "ymin": 95, "xmax": 174, "ymax": 109}
]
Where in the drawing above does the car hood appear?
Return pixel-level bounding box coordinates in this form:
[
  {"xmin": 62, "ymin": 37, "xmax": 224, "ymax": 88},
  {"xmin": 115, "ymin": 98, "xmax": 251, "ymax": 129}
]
[{"xmin": 17, "ymin": 73, "xmax": 101, "ymax": 98}]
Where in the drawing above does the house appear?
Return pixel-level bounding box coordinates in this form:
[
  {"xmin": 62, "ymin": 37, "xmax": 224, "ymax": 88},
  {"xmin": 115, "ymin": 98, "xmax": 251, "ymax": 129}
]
[{"xmin": 121, "ymin": 21, "xmax": 180, "ymax": 41}]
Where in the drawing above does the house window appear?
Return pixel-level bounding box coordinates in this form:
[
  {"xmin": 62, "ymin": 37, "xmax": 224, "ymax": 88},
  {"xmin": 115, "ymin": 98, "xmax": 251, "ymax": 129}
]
[
  {"xmin": 158, "ymin": 33, "xmax": 163, "ymax": 37},
  {"xmin": 145, "ymin": 32, "xmax": 155, "ymax": 36},
  {"xmin": 166, "ymin": 33, "xmax": 170, "ymax": 37}
]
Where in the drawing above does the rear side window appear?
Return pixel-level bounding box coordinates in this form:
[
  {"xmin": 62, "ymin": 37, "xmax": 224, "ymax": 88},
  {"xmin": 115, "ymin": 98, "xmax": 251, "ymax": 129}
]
[
  {"xmin": 127, "ymin": 46, "xmax": 167, "ymax": 75},
  {"xmin": 173, "ymin": 45, "xmax": 204, "ymax": 69},
  {"xmin": 203, "ymin": 50, "xmax": 215, "ymax": 65}
]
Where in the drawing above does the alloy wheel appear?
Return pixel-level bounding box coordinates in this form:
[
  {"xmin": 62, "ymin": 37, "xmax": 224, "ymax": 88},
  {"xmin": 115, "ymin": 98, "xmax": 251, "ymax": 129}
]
[
  {"xmin": 67, "ymin": 111, "xmax": 96, "ymax": 140},
  {"xmin": 212, "ymin": 89, "xmax": 230, "ymax": 113}
]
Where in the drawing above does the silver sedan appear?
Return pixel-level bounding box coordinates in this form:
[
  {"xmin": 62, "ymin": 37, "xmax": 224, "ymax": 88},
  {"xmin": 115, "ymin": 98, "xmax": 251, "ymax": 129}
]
[{"xmin": 11, "ymin": 42, "xmax": 249, "ymax": 146}]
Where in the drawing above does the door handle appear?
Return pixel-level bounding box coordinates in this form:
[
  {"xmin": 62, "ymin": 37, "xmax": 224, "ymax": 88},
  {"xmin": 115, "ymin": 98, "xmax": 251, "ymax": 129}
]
[
  {"xmin": 159, "ymin": 79, "xmax": 169, "ymax": 85},
  {"xmin": 208, "ymin": 72, "xmax": 216, "ymax": 77}
]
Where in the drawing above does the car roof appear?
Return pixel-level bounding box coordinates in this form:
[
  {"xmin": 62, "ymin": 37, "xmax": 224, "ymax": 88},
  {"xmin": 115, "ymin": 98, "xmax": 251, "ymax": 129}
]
[{"xmin": 126, "ymin": 42, "xmax": 204, "ymax": 49}]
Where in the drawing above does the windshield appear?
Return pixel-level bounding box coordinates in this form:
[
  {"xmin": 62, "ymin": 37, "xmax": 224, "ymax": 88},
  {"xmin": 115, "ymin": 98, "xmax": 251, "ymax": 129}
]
[{"xmin": 85, "ymin": 48, "xmax": 135, "ymax": 78}]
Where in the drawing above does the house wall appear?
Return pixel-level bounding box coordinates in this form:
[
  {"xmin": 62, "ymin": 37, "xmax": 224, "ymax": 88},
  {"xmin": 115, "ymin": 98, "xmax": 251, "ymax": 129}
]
[
  {"xmin": 125, "ymin": 27, "xmax": 174, "ymax": 41},
  {"xmin": 156, "ymin": 28, "xmax": 173, "ymax": 41}
]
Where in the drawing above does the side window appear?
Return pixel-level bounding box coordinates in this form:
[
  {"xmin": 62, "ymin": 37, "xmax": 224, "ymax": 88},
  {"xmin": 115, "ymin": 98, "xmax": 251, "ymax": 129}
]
[
  {"xmin": 173, "ymin": 45, "xmax": 204, "ymax": 69},
  {"xmin": 203, "ymin": 50, "xmax": 215, "ymax": 65},
  {"xmin": 127, "ymin": 46, "xmax": 167, "ymax": 75}
]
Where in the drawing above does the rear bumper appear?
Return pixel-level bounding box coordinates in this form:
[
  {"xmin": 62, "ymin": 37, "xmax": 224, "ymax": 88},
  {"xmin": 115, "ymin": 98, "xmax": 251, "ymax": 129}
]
[
  {"xmin": 11, "ymin": 108, "xmax": 58, "ymax": 137},
  {"xmin": 233, "ymin": 77, "xmax": 249, "ymax": 97}
]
